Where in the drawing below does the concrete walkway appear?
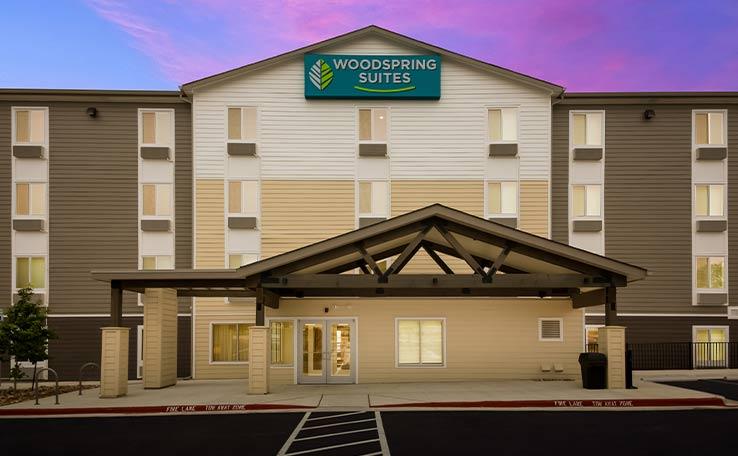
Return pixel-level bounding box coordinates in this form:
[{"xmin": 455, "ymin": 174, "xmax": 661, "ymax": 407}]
[{"xmin": 1, "ymin": 377, "xmax": 730, "ymax": 415}]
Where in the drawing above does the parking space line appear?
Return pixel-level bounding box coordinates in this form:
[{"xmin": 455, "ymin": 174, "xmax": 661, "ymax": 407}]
[
  {"xmin": 285, "ymin": 438, "xmax": 380, "ymax": 455},
  {"xmin": 277, "ymin": 412, "xmax": 311, "ymax": 456},
  {"xmin": 375, "ymin": 411, "xmax": 391, "ymax": 455},
  {"xmin": 294, "ymin": 427, "xmax": 378, "ymax": 441},
  {"xmin": 306, "ymin": 411, "xmax": 366, "ymax": 421},
  {"xmin": 301, "ymin": 418, "xmax": 375, "ymax": 430}
]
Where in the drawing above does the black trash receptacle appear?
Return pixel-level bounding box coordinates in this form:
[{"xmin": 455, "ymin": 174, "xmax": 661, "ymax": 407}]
[{"xmin": 578, "ymin": 352, "xmax": 607, "ymax": 389}]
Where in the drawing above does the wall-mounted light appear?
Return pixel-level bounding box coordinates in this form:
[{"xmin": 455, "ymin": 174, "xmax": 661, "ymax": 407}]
[
  {"xmin": 643, "ymin": 109, "xmax": 655, "ymax": 120},
  {"xmin": 86, "ymin": 107, "xmax": 98, "ymax": 118}
]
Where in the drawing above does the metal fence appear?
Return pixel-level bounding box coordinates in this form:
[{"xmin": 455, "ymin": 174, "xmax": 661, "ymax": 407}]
[{"xmin": 586, "ymin": 342, "xmax": 738, "ymax": 370}]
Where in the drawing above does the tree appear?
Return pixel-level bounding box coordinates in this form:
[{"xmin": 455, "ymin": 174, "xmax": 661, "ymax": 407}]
[{"xmin": 0, "ymin": 287, "xmax": 56, "ymax": 389}]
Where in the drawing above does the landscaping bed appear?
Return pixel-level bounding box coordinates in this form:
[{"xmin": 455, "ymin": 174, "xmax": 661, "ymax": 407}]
[{"xmin": 0, "ymin": 384, "xmax": 98, "ymax": 406}]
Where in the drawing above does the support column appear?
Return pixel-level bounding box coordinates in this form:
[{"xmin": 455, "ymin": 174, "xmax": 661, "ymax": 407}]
[
  {"xmin": 248, "ymin": 326, "xmax": 270, "ymax": 394},
  {"xmin": 604, "ymin": 286, "xmax": 617, "ymax": 326},
  {"xmin": 143, "ymin": 288, "xmax": 178, "ymax": 389},
  {"xmin": 598, "ymin": 326, "xmax": 626, "ymax": 389},
  {"xmin": 100, "ymin": 327, "xmax": 129, "ymax": 398}
]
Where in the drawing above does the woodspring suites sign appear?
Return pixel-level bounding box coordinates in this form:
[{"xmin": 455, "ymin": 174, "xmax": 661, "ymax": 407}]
[{"xmin": 304, "ymin": 54, "xmax": 441, "ymax": 99}]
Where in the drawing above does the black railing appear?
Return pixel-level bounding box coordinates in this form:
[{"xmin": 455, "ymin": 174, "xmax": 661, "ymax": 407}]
[{"xmin": 586, "ymin": 342, "xmax": 738, "ymax": 370}]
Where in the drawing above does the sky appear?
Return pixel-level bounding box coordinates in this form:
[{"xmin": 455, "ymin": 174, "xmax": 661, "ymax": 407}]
[{"xmin": 1, "ymin": 0, "xmax": 736, "ymax": 91}]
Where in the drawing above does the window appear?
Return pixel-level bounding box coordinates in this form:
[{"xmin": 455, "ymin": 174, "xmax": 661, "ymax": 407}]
[
  {"xmin": 585, "ymin": 325, "xmax": 602, "ymax": 346},
  {"xmin": 15, "ymin": 257, "xmax": 45, "ymax": 289},
  {"xmin": 211, "ymin": 323, "xmax": 252, "ymax": 363},
  {"xmin": 488, "ymin": 108, "xmax": 518, "ymax": 142},
  {"xmin": 14, "ymin": 109, "xmax": 46, "ymax": 144},
  {"xmin": 694, "ymin": 112, "xmax": 725, "ymax": 146},
  {"xmin": 396, "ymin": 319, "xmax": 444, "ymax": 366},
  {"xmin": 487, "ymin": 181, "xmax": 517, "ymax": 216},
  {"xmin": 270, "ymin": 320, "xmax": 294, "ymax": 366},
  {"xmin": 572, "ymin": 112, "xmax": 603, "ymax": 147},
  {"xmin": 359, "ymin": 181, "xmax": 388, "ymax": 217},
  {"xmin": 695, "ymin": 184, "xmax": 724, "ymax": 217},
  {"xmin": 539, "ymin": 318, "xmax": 563, "ymax": 342},
  {"xmin": 358, "ymin": 108, "xmax": 388, "ymax": 142},
  {"xmin": 141, "ymin": 256, "xmax": 174, "ymax": 270},
  {"xmin": 228, "ymin": 181, "xmax": 258, "ymax": 215},
  {"xmin": 693, "ymin": 326, "xmax": 729, "ymax": 367},
  {"xmin": 15, "ymin": 183, "xmax": 45, "ymax": 216},
  {"xmin": 142, "ymin": 184, "xmax": 172, "ymax": 217},
  {"xmin": 572, "ymin": 185, "xmax": 601, "ymax": 217},
  {"xmin": 228, "ymin": 253, "xmax": 259, "ymax": 269},
  {"xmin": 227, "ymin": 107, "xmax": 257, "ymax": 142},
  {"xmin": 140, "ymin": 110, "xmax": 173, "ymax": 146},
  {"xmin": 696, "ymin": 256, "xmax": 725, "ymax": 290}
]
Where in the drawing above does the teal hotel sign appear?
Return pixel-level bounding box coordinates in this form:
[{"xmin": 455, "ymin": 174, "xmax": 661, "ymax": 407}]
[{"xmin": 304, "ymin": 54, "xmax": 441, "ymax": 99}]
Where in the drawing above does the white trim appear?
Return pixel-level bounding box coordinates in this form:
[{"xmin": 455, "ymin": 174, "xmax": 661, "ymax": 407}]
[
  {"xmin": 208, "ymin": 321, "xmax": 253, "ymax": 365},
  {"xmin": 394, "ymin": 317, "xmax": 447, "ymax": 368},
  {"xmin": 538, "ymin": 317, "xmax": 564, "ymax": 342}
]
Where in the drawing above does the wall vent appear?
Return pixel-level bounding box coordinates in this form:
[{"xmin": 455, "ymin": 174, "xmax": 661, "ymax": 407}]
[
  {"xmin": 728, "ymin": 307, "xmax": 738, "ymax": 320},
  {"xmin": 539, "ymin": 318, "xmax": 563, "ymax": 341}
]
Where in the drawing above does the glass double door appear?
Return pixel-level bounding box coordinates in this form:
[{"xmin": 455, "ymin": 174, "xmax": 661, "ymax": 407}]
[{"xmin": 298, "ymin": 319, "xmax": 356, "ymax": 384}]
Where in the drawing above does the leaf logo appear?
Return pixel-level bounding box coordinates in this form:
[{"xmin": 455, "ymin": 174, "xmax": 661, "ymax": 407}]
[{"xmin": 309, "ymin": 59, "xmax": 334, "ymax": 91}]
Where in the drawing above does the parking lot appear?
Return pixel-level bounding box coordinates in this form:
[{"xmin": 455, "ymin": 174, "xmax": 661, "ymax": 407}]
[
  {"xmin": 2, "ymin": 408, "xmax": 738, "ymax": 455},
  {"xmin": 660, "ymin": 379, "xmax": 738, "ymax": 401}
]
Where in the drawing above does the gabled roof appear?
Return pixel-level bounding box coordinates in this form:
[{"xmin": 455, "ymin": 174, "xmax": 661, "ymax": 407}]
[
  {"xmin": 181, "ymin": 25, "xmax": 564, "ymax": 95},
  {"xmin": 235, "ymin": 203, "xmax": 645, "ymax": 282}
]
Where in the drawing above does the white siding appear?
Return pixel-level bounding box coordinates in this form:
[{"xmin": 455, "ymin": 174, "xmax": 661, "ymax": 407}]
[{"xmin": 193, "ymin": 34, "xmax": 551, "ymax": 180}]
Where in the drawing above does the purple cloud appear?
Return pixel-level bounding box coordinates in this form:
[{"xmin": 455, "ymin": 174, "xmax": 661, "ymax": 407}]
[{"xmin": 85, "ymin": 0, "xmax": 738, "ymax": 91}]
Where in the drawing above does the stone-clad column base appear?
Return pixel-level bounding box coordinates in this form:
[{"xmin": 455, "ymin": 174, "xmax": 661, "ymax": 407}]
[
  {"xmin": 143, "ymin": 288, "xmax": 178, "ymax": 389},
  {"xmin": 248, "ymin": 326, "xmax": 270, "ymax": 394},
  {"xmin": 100, "ymin": 327, "xmax": 130, "ymax": 398},
  {"xmin": 598, "ymin": 326, "xmax": 626, "ymax": 389}
]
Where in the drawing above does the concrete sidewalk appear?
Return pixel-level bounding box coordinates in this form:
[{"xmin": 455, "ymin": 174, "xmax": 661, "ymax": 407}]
[{"xmin": 0, "ymin": 377, "xmax": 730, "ymax": 416}]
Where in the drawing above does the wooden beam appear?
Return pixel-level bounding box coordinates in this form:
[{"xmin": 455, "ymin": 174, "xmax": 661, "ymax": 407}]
[
  {"xmin": 110, "ymin": 281, "xmax": 122, "ymax": 327},
  {"xmin": 177, "ymin": 290, "xmax": 256, "ymax": 297},
  {"xmin": 435, "ymin": 223, "xmax": 487, "ymax": 279},
  {"xmin": 263, "ymin": 273, "xmax": 613, "ymax": 290},
  {"xmin": 358, "ymin": 264, "xmax": 371, "ymax": 274},
  {"xmin": 276, "ymin": 287, "xmax": 577, "ymax": 298},
  {"xmin": 319, "ymin": 244, "xmax": 408, "ymax": 274},
  {"xmin": 422, "ymin": 242, "xmax": 454, "ymax": 274},
  {"xmin": 488, "ymin": 244, "xmax": 511, "ymax": 276},
  {"xmin": 423, "ymin": 241, "xmax": 526, "ymax": 274},
  {"xmin": 256, "ymin": 287, "xmax": 280, "ymax": 309},
  {"xmin": 383, "ymin": 225, "xmax": 432, "ymax": 278},
  {"xmin": 604, "ymin": 286, "xmax": 617, "ymax": 325},
  {"xmin": 571, "ymin": 288, "xmax": 606, "ymax": 308},
  {"xmin": 357, "ymin": 244, "xmax": 382, "ymax": 275}
]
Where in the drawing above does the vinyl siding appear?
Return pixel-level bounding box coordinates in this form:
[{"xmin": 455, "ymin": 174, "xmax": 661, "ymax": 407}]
[
  {"xmin": 391, "ymin": 180, "xmax": 484, "ymax": 273},
  {"xmin": 519, "ymin": 180, "xmax": 549, "ymax": 238},
  {"xmin": 265, "ymin": 298, "xmax": 582, "ymax": 383},
  {"xmin": 260, "ymin": 180, "xmax": 355, "ymax": 258},
  {"xmin": 192, "ymin": 35, "xmax": 551, "ymax": 181},
  {"xmin": 194, "ymin": 179, "xmax": 225, "ymax": 268},
  {"xmin": 47, "ymin": 316, "xmax": 192, "ymax": 380},
  {"xmin": 554, "ymin": 103, "xmax": 734, "ymax": 314},
  {"xmin": 0, "ymin": 105, "xmax": 11, "ymax": 311},
  {"xmin": 193, "ymin": 298, "xmax": 255, "ymax": 379},
  {"xmin": 727, "ymin": 108, "xmax": 738, "ymax": 309}
]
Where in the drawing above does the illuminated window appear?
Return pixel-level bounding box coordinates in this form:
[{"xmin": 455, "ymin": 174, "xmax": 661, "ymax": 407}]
[
  {"xmin": 359, "ymin": 108, "xmax": 388, "ymax": 142},
  {"xmin": 15, "ymin": 257, "xmax": 45, "ymax": 289},
  {"xmin": 397, "ymin": 319, "xmax": 444, "ymax": 366},
  {"xmin": 695, "ymin": 184, "xmax": 724, "ymax": 217},
  {"xmin": 695, "ymin": 256, "xmax": 725, "ymax": 290},
  {"xmin": 488, "ymin": 108, "xmax": 518, "ymax": 142},
  {"xmin": 228, "ymin": 107, "xmax": 257, "ymax": 141},
  {"xmin": 212, "ymin": 323, "xmax": 252, "ymax": 362},
  {"xmin": 270, "ymin": 320, "xmax": 295, "ymax": 366}
]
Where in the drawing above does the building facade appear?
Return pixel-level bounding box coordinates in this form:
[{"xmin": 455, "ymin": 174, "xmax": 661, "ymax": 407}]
[{"xmin": 1, "ymin": 26, "xmax": 736, "ymax": 381}]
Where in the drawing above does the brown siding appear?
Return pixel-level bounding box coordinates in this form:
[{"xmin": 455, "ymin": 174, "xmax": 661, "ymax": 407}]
[
  {"xmin": 46, "ymin": 101, "xmax": 191, "ymax": 314},
  {"xmin": 551, "ymin": 106, "xmax": 569, "ymax": 243},
  {"xmin": 586, "ymin": 315, "xmax": 738, "ymax": 343},
  {"xmin": 174, "ymin": 105, "xmax": 193, "ymax": 313},
  {"xmin": 0, "ymin": 104, "xmax": 11, "ymax": 311},
  {"xmin": 47, "ymin": 316, "xmax": 191, "ymax": 380},
  {"xmin": 727, "ymin": 109, "xmax": 738, "ymax": 309}
]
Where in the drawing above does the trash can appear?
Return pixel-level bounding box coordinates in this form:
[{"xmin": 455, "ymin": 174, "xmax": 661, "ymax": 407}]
[{"xmin": 578, "ymin": 352, "xmax": 607, "ymax": 389}]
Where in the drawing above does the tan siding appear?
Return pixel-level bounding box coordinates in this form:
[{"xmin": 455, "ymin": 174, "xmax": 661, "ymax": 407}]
[
  {"xmin": 0, "ymin": 104, "xmax": 10, "ymax": 308},
  {"xmin": 391, "ymin": 180, "xmax": 484, "ymax": 273},
  {"xmin": 264, "ymin": 298, "xmax": 583, "ymax": 383},
  {"xmin": 261, "ymin": 180, "xmax": 355, "ymax": 258},
  {"xmin": 194, "ymin": 179, "xmax": 225, "ymax": 268},
  {"xmin": 193, "ymin": 298, "xmax": 255, "ymax": 379},
  {"xmin": 519, "ymin": 180, "xmax": 549, "ymax": 238}
]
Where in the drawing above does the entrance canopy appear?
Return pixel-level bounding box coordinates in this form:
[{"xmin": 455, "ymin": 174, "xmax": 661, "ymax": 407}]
[{"xmin": 92, "ymin": 204, "xmax": 646, "ymax": 326}]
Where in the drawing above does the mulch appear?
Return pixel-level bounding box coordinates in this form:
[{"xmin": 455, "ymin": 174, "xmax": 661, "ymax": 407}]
[{"xmin": 0, "ymin": 384, "xmax": 98, "ymax": 406}]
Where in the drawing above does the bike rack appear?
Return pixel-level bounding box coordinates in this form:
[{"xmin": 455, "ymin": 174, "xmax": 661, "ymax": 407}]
[
  {"xmin": 33, "ymin": 367, "xmax": 59, "ymax": 405},
  {"xmin": 78, "ymin": 362, "xmax": 100, "ymax": 395}
]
